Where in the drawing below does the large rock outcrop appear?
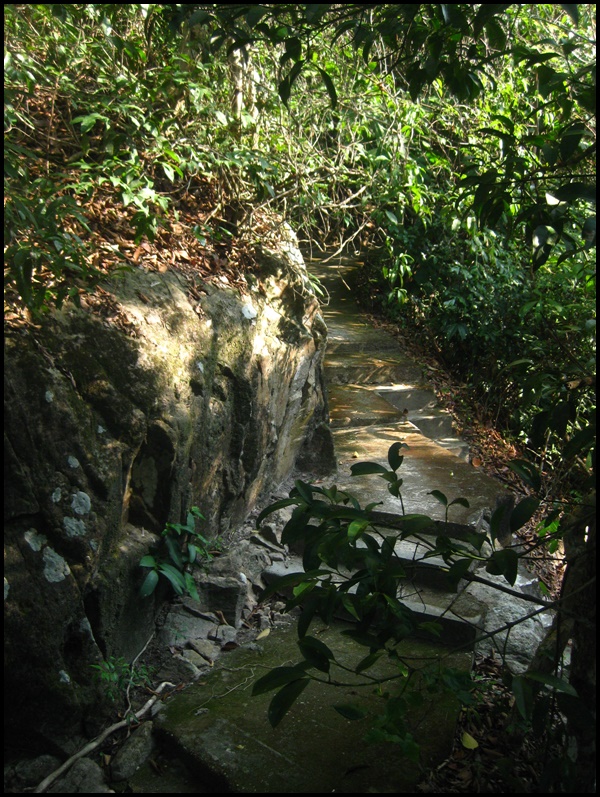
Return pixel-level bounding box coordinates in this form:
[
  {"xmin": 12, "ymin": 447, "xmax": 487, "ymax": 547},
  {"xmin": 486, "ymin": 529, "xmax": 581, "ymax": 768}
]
[{"xmin": 4, "ymin": 227, "xmax": 334, "ymax": 749}]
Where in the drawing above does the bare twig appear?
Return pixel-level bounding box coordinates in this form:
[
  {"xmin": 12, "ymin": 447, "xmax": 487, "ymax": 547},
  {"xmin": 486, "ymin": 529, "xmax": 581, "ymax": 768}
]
[{"xmin": 32, "ymin": 681, "xmax": 174, "ymax": 794}]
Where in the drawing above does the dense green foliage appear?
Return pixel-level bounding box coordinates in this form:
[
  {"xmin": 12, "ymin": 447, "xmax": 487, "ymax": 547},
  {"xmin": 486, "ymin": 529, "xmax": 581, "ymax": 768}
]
[
  {"xmin": 5, "ymin": 3, "xmax": 594, "ymax": 484},
  {"xmin": 139, "ymin": 506, "xmax": 219, "ymax": 600},
  {"xmin": 4, "ymin": 5, "xmax": 596, "ymax": 788}
]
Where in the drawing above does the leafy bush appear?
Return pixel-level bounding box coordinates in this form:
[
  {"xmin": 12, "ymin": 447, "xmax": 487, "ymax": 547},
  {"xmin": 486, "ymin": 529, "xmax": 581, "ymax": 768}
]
[
  {"xmin": 139, "ymin": 507, "xmax": 219, "ymax": 600},
  {"xmin": 90, "ymin": 655, "xmax": 152, "ymax": 702}
]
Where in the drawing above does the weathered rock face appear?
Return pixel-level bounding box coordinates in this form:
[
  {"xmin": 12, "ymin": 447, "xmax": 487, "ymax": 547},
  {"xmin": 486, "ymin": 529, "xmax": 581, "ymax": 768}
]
[{"xmin": 3, "ymin": 227, "xmax": 334, "ymax": 749}]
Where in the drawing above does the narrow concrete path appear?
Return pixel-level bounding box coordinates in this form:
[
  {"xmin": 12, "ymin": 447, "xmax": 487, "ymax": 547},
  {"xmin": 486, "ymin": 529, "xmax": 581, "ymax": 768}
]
[
  {"xmin": 149, "ymin": 257, "xmax": 526, "ymax": 794},
  {"xmin": 309, "ymin": 256, "xmax": 506, "ymax": 523}
]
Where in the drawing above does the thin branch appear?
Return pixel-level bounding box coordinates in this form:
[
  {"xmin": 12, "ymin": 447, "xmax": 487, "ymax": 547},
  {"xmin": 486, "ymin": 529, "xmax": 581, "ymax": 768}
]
[{"xmin": 32, "ymin": 681, "xmax": 175, "ymax": 794}]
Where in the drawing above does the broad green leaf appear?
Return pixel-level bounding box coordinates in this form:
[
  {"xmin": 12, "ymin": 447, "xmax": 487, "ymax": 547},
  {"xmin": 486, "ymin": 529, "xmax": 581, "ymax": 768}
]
[
  {"xmin": 340, "ymin": 629, "xmax": 383, "ymax": 650},
  {"xmin": 582, "ymin": 216, "xmax": 596, "ymax": 248},
  {"xmin": 252, "ymin": 664, "xmax": 310, "ymax": 696},
  {"xmin": 140, "ymin": 568, "xmax": 159, "ymax": 597},
  {"xmin": 507, "ymin": 460, "xmax": 541, "ymax": 492},
  {"xmin": 184, "ymin": 572, "xmax": 200, "ymax": 601},
  {"xmin": 552, "ymin": 182, "xmax": 596, "ymax": 204},
  {"xmin": 387, "ymin": 441, "xmax": 407, "ymax": 471},
  {"xmin": 333, "ymin": 703, "xmax": 368, "ymax": 721},
  {"xmin": 418, "ymin": 620, "xmax": 442, "ymax": 638},
  {"xmin": 256, "ymin": 497, "xmax": 301, "ymax": 526},
  {"xmin": 157, "ymin": 563, "xmax": 186, "ymax": 594},
  {"xmin": 355, "ymin": 650, "xmax": 383, "ymax": 673},
  {"xmin": 462, "ymin": 731, "xmax": 479, "ymax": 749},
  {"xmin": 139, "ymin": 555, "xmax": 157, "ymax": 568},
  {"xmin": 165, "ymin": 535, "xmax": 183, "ymax": 569},
  {"xmin": 511, "ymin": 675, "xmax": 534, "ymax": 720},
  {"xmin": 486, "ymin": 548, "xmax": 519, "ymax": 585},
  {"xmin": 260, "ymin": 569, "xmax": 329, "ymax": 600},
  {"xmin": 428, "ymin": 490, "xmax": 448, "ymax": 506},
  {"xmin": 398, "ymin": 515, "xmax": 437, "ymax": 534},
  {"xmin": 268, "ymin": 678, "xmax": 309, "ymax": 727},
  {"xmin": 316, "ymin": 66, "xmax": 338, "ymax": 109},
  {"xmin": 445, "ymin": 558, "xmax": 473, "ymax": 589},
  {"xmin": 510, "ymin": 496, "xmax": 540, "ymax": 532},
  {"xmin": 559, "ymin": 4, "xmax": 579, "ymax": 25},
  {"xmin": 489, "ymin": 503, "xmax": 510, "ymax": 542},
  {"xmin": 298, "ymin": 635, "xmax": 334, "ymax": 672},
  {"xmin": 525, "ymin": 671, "xmax": 578, "ymax": 696},
  {"xmin": 448, "ymin": 497, "xmax": 470, "ymax": 509},
  {"xmin": 348, "ymin": 519, "xmax": 369, "ymax": 540},
  {"xmin": 73, "ymin": 113, "xmax": 107, "ymax": 132},
  {"xmin": 350, "ymin": 461, "xmax": 389, "ymax": 476},
  {"xmin": 279, "ymin": 60, "xmax": 304, "ymax": 106}
]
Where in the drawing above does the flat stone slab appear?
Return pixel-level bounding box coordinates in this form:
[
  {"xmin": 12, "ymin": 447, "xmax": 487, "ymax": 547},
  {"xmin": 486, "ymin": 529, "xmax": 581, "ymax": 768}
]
[
  {"xmin": 330, "ymin": 423, "xmax": 508, "ymax": 524},
  {"xmin": 325, "ymin": 350, "xmax": 423, "ymax": 385},
  {"xmin": 328, "ymin": 384, "xmax": 407, "ymax": 427},
  {"xmin": 155, "ymin": 621, "xmax": 471, "ymax": 793}
]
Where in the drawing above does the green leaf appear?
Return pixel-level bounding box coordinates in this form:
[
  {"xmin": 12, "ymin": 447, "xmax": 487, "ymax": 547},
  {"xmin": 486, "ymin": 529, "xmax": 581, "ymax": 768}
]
[
  {"xmin": 348, "ymin": 519, "xmax": 369, "ymax": 540},
  {"xmin": 316, "ymin": 66, "xmax": 338, "ymax": 109},
  {"xmin": 448, "ymin": 497, "xmax": 470, "ymax": 509},
  {"xmin": 445, "ymin": 558, "xmax": 473, "ymax": 589},
  {"xmin": 256, "ymin": 497, "xmax": 301, "ymax": 526},
  {"xmin": 512, "ymin": 675, "xmax": 534, "ymax": 720},
  {"xmin": 165, "ymin": 535, "xmax": 183, "ymax": 569},
  {"xmin": 158, "ymin": 563, "xmax": 187, "ymax": 594},
  {"xmin": 293, "ymin": 479, "xmax": 314, "ymax": 503},
  {"xmin": 268, "ymin": 678, "xmax": 310, "ymax": 727},
  {"xmin": 73, "ymin": 112, "xmax": 107, "ymax": 133},
  {"xmin": 140, "ymin": 568, "xmax": 159, "ymax": 597},
  {"xmin": 486, "ymin": 548, "xmax": 519, "ymax": 585},
  {"xmin": 355, "ymin": 650, "xmax": 383, "ymax": 673},
  {"xmin": 559, "ymin": 4, "xmax": 579, "ymax": 25},
  {"xmin": 298, "ymin": 636, "xmax": 334, "ymax": 672},
  {"xmin": 333, "ymin": 703, "xmax": 368, "ymax": 721},
  {"xmin": 260, "ymin": 569, "xmax": 330, "ymax": 600},
  {"xmin": 252, "ymin": 664, "xmax": 310, "ymax": 696},
  {"xmin": 279, "ymin": 60, "xmax": 304, "ymax": 106},
  {"xmin": 510, "ymin": 496, "xmax": 540, "ymax": 532},
  {"xmin": 552, "ymin": 182, "xmax": 596, "ymax": 204},
  {"xmin": 350, "ymin": 461, "xmax": 390, "ymax": 476},
  {"xmin": 340, "ymin": 629, "xmax": 384, "ymax": 650},
  {"xmin": 387, "ymin": 441, "xmax": 407, "ymax": 471},
  {"xmin": 525, "ymin": 671, "xmax": 578, "ymax": 696},
  {"xmin": 507, "ymin": 460, "xmax": 541, "ymax": 492},
  {"xmin": 462, "ymin": 731, "xmax": 479, "ymax": 749},
  {"xmin": 184, "ymin": 572, "xmax": 200, "ymax": 601},
  {"xmin": 428, "ymin": 490, "xmax": 448, "ymax": 506},
  {"xmin": 139, "ymin": 555, "xmax": 157, "ymax": 568}
]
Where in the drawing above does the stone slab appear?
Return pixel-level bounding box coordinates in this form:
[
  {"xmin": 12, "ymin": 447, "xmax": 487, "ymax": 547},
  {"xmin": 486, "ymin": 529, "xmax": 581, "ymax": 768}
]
[
  {"xmin": 154, "ymin": 621, "xmax": 472, "ymax": 793},
  {"xmin": 329, "ymin": 423, "xmax": 508, "ymax": 524},
  {"xmin": 328, "ymin": 384, "xmax": 407, "ymax": 427}
]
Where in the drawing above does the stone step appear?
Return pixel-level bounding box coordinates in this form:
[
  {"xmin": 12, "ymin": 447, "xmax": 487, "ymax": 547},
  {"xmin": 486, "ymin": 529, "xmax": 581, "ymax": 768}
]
[
  {"xmin": 330, "ymin": 422, "xmax": 507, "ymax": 525},
  {"xmin": 327, "ymin": 384, "xmax": 407, "ymax": 427},
  {"xmin": 325, "ymin": 350, "xmax": 423, "ymax": 385},
  {"xmin": 261, "ymin": 556, "xmax": 478, "ymax": 648},
  {"xmin": 376, "ymin": 384, "xmax": 438, "ymax": 411},
  {"xmin": 153, "ymin": 620, "xmax": 472, "ymax": 793},
  {"xmin": 408, "ymin": 408, "xmax": 455, "ymax": 439}
]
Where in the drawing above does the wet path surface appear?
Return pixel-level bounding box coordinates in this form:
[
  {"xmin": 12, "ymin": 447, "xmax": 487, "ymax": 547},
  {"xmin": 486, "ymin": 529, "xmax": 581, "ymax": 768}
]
[{"xmin": 310, "ymin": 255, "xmax": 507, "ymax": 523}]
